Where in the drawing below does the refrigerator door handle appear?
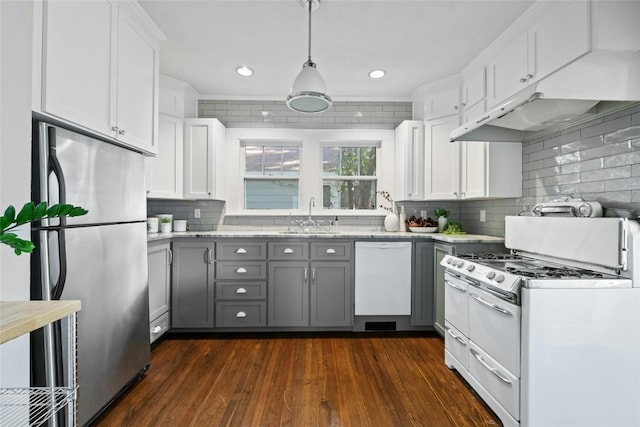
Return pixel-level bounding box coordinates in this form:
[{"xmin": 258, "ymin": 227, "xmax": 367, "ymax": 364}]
[{"xmin": 51, "ymin": 229, "xmax": 68, "ymax": 300}]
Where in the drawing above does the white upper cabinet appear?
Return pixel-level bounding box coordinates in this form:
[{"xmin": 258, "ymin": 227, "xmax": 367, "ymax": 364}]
[
  {"xmin": 424, "ymin": 86, "xmax": 461, "ymax": 121},
  {"xmin": 488, "ymin": 1, "xmax": 590, "ymax": 108},
  {"xmin": 145, "ymin": 114, "xmax": 184, "ymax": 199},
  {"xmin": 394, "ymin": 120, "xmax": 425, "ymax": 201},
  {"xmin": 462, "ymin": 68, "xmax": 486, "ymax": 111},
  {"xmin": 183, "ymin": 118, "xmax": 226, "ymax": 200},
  {"xmin": 34, "ymin": 0, "xmax": 163, "ymax": 155},
  {"xmin": 424, "ymin": 115, "xmax": 461, "ymax": 200},
  {"xmin": 114, "ymin": 3, "xmax": 160, "ymax": 154}
]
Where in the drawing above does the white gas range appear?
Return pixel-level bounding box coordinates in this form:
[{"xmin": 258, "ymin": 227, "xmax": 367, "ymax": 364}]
[{"xmin": 441, "ymin": 213, "xmax": 640, "ymax": 427}]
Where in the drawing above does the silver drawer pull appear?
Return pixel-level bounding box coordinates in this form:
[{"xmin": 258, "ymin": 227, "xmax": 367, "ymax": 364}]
[
  {"xmin": 236, "ymin": 267, "xmax": 248, "ymax": 274},
  {"xmin": 445, "ymin": 280, "xmax": 466, "ymax": 293},
  {"xmin": 235, "ymin": 248, "xmax": 247, "ymax": 254},
  {"xmin": 470, "ymin": 348, "xmax": 512, "ymax": 385},
  {"xmin": 283, "ymin": 248, "xmax": 294, "ymax": 254},
  {"xmin": 236, "ymin": 287, "xmax": 247, "ymax": 294},
  {"xmin": 445, "ymin": 327, "xmax": 466, "ymax": 346},
  {"xmin": 470, "ymin": 293, "xmax": 513, "ymax": 316},
  {"xmin": 236, "ymin": 311, "xmax": 247, "ymax": 318},
  {"xmin": 151, "ymin": 326, "xmax": 163, "ymax": 334},
  {"xmin": 325, "ymin": 248, "xmax": 336, "ymax": 254}
]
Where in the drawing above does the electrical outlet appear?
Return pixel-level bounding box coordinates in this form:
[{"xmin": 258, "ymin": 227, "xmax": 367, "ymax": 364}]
[
  {"xmin": 479, "ymin": 210, "xmax": 486, "ymax": 222},
  {"xmin": 194, "ymin": 208, "xmax": 201, "ymax": 218}
]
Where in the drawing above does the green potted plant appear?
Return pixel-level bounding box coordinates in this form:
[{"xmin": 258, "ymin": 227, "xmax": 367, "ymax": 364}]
[
  {"xmin": 159, "ymin": 216, "xmax": 172, "ymax": 233},
  {"xmin": 434, "ymin": 208, "xmax": 450, "ymax": 232},
  {"xmin": 1, "ymin": 202, "xmax": 88, "ymax": 255}
]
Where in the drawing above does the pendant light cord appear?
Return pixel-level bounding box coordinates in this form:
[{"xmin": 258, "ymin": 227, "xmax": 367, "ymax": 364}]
[{"xmin": 307, "ymin": 0, "xmax": 312, "ymax": 63}]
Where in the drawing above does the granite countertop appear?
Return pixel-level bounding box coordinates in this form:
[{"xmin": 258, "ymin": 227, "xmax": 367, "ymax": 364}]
[{"xmin": 147, "ymin": 230, "xmax": 504, "ymax": 244}]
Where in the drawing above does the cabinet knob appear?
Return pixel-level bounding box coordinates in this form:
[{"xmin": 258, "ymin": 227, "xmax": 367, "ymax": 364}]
[
  {"xmin": 111, "ymin": 126, "xmax": 119, "ymax": 132},
  {"xmin": 118, "ymin": 129, "xmax": 126, "ymax": 135},
  {"xmin": 325, "ymin": 248, "xmax": 336, "ymax": 254},
  {"xmin": 236, "ymin": 311, "xmax": 247, "ymax": 318},
  {"xmin": 151, "ymin": 326, "xmax": 162, "ymax": 334},
  {"xmin": 520, "ymin": 73, "xmax": 534, "ymax": 83},
  {"xmin": 235, "ymin": 248, "xmax": 247, "ymax": 254},
  {"xmin": 283, "ymin": 248, "xmax": 294, "ymax": 254},
  {"xmin": 236, "ymin": 287, "xmax": 247, "ymax": 294},
  {"xmin": 454, "ymin": 105, "xmax": 458, "ymax": 110},
  {"xmin": 235, "ymin": 267, "xmax": 247, "ymax": 274}
]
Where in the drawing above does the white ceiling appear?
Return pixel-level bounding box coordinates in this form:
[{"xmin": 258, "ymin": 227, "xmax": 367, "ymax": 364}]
[{"xmin": 139, "ymin": 0, "xmax": 534, "ymax": 101}]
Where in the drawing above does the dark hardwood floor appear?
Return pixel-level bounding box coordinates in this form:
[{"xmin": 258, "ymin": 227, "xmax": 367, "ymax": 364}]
[{"xmin": 93, "ymin": 332, "xmax": 501, "ymax": 427}]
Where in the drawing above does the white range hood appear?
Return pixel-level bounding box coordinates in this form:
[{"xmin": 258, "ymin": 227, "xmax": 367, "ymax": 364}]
[{"xmin": 451, "ymin": 50, "xmax": 640, "ymax": 142}]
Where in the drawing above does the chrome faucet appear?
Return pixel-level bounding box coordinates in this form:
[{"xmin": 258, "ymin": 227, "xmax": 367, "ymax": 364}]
[{"xmin": 301, "ymin": 197, "xmax": 316, "ymax": 230}]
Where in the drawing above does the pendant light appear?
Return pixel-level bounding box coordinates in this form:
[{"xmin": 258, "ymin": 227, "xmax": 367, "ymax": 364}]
[{"xmin": 286, "ymin": 0, "xmax": 332, "ymax": 114}]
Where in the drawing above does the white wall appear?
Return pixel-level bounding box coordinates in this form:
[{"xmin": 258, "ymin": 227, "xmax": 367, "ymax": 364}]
[{"xmin": 0, "ymin": 0, "xmax": 34, "ymax": 387}]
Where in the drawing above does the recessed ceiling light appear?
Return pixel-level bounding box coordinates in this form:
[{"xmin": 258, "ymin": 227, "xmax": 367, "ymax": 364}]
[
  {"xmin": 236, "ymin": 66, "xmax": 253, "ymax": 77},
  {"xmin": 369, "ymin": 69, "xmax": 386, "ymax": 79}
]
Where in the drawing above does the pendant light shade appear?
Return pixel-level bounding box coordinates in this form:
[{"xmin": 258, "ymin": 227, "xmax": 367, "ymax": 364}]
[{"xmin": 287, "ymin": 0, "xmax": 332, "ymax": 114}]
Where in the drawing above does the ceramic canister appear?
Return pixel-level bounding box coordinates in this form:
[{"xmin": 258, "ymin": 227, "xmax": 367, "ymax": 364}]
[{"xmin": 147, "ymin": 217, "xmax": 159, "ymax": 233}]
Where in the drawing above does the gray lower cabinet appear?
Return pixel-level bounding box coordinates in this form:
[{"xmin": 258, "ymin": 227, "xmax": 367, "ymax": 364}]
[
  {"xmin": 268, "ymin": 241, "xmax": 354, "ymax": 328},
  {"xmin": 412, "ymin": 242, "xmax": 434, "ymax": 327},
  {"xmin": 148, "ymin": 241, "xmax": 171, "ymax": 342},
  {"xmin": 310, "ymin": 261, "xmax": 352, "ymax": 327},
  {"xmin": 215, "ymin": 240, "xmax": 268, "ymax": 327},
  {"xmin": 268, "ymin": 261, "xmax": 309, "ymax": 327},
  {"xmin": 171, "ymin": 240, "xmax": 215, "ymax": 328}
]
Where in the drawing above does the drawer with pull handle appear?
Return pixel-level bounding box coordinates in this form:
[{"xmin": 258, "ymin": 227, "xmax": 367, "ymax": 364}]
[
  {"xmin": 216, "ymin": 261, "xmax": 267, "ymax": 280},
  {"xmin": 215, "ymin": 302, "xmax": 266, "ymax": 327},
  {"xmin": 216, "ymin": 241, "xmax": 267, "ymax": 260},
  {"xmin": 268, "ymin": 241, "xmax": 309, "ymax": 260},
  {"xmin": 310, "ymin": 241, "xmax": 352, "ymax": 260},
  {"xmin": 215, "ymin": 281, "xmax": 266, "ymax": 300},
  {"xmin": 149, "ymin": 312, "xmax": 169, "ymax": 344}
]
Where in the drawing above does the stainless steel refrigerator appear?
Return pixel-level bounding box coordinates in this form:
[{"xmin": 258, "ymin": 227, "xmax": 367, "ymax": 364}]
[{"xmin": 30, "ymin": 118, "xmax": 150, "ymax": 426}]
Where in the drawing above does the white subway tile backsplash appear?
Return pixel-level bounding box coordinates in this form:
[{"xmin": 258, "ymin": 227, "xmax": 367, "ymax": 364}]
[
  {"xmin": 580, "ymin": 116, "xmax": 631, "ymax": 140},
  {"xmin": 604, "ymin": 177, "xmax": 640, "ymax": 192}
]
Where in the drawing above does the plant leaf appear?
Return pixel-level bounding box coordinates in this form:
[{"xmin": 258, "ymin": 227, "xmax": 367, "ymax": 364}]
[
  {"xmin": 0, "ymin": 233, "xmax": 35, "ymax": 255},
  {"xmin": 57, "ymin": 204, "xmax": 73, "ymax": 216},
  {"xmin": 46, "ymin": 204, "xmax": 61, "ymax": 217},
  {"xmin": 68, "ymin": 206, "xmax": 89, "ymax": 217},
  {"xmin": 0, "ymin": 216, "xmax": 9, "ymax": 231},
  {"xmin": 3, "ymin": 205, "xmax": 15, "ymax": 223},
  {"xmin": 33, "ymin": 201, "xmax": 48, "ymax": 220},
  {"xmin": 16, "ymin": 202, "xmax": 35, "ymax": 225}
]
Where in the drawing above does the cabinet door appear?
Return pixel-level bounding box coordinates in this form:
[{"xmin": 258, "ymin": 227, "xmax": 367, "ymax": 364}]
[
  {"xmin": 145, "ymin": 114, "xmax": 183, "ymax": 198},
  {"xmin": 184, "ymin": 118, "xmax": 225, "ymax": 199},
  {"xmin": 488, "ymin": 32, "xmax": 528, "ymax": 107},
  {"xmin": 171, "ymin": 242, "xmax": 214, "ymax": 328},
  {"xmin": 529, "ymin": 1, "xmax": 590, "ymax": 84},
  {"xmin": 425, "ymin": 115, "xmax": 461, "ymax": 200},
  {"xmin": 425, "ymin": 87, "xmax": 460, "ymax": 120},
  {"xmin": 394, "ymin": 120, "xmax": 424, "ymax": 200},
  {"xmin": 268, "ymin": 262, "xmax": 309, "ymax": 327},
  {"xmin": 462, "ymin": 68, "xmax": 486, "ymax": 110},
  {"xmin": 310, "ymin": 262, "xmax": 352, "ymax": 327},
  {"xmin": 461, "ymin": 141, "xmax": 487, "ymax": 199},
  {"xmin": 412, "ymin": 242, "xmax": 434, "ymax": 326},
  {"xmin": 115, "ymin": 3, "xmax": 159, "ymax": 154},
  {"xmin": 148, "ymin": 242, "xmax": 171, "ymax": 321},
  {"xmin": 41, "ymin": 0, "xmax": 114, "ymax": 135}
]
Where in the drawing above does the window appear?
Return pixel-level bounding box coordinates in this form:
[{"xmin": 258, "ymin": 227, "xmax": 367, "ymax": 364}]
[
  {"xmin": 322, "ymin": 146, "xmax": 377, "ymax": 210},
  {"xmin": 244, "ymin": 145, "xmax": 300, "ymax": 209}
]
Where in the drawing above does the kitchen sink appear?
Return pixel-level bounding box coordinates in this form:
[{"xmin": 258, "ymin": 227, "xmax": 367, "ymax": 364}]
[{"xmin": 278, "ymin": 230, "xmax": 340, "ymax": 235}]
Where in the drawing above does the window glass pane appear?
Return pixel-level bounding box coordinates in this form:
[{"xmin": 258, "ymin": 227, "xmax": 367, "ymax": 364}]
[
  {"xmin": 245, "ymin": 146, "xmax": 264, "ymax": 175},
  {"xmin": 322, "ymin": 147, "xmax": 340, "ymax": 176},
  {"xmin": 322, "ymin": 179, "xmax": 377, "ymax": 210},
  {"xmin": 359, "ymin": 147, "xmax": 377, "ymax": 176},
  {"xmin": 245, "ymin": 179, "xmax": 299, "ymax": 209},
  {"xmin": 245, "ymin": 145, "xmax": 300, "ymax": 177},
  {"xmin": 340, "ymin": 147, "xmax": 359, "ymax": 176}
]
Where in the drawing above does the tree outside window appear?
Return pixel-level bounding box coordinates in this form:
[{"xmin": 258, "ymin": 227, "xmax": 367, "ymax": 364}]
[{"xmin": 322, "ymin": 146, "xmax": 377, "ymax": 210}]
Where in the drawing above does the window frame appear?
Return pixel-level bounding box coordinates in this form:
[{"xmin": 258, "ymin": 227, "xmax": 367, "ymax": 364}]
[{"xmin": 224, "ymin": 128, "xmax": 395, "ymax": 216}]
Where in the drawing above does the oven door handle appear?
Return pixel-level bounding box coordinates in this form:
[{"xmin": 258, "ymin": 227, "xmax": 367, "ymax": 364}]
[
  {"xmin": 470, "ymin": 348, "xmax": 512, "ymax": 385},
  {"xmin": 469, "ymin": 293, "xmax": 513, "ymax": 316},
  {"xmin": 445, "ymin": 280, "xmax": 466, "ymax": 293},
  {"xmin": 445, "ymin": 327, "xmax": 467, "ymax": 346}
]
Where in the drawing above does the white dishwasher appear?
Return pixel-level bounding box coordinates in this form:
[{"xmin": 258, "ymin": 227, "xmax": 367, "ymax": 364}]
[{"xmin": 354, "ymin": 241, "xmax": 412, "ymax": 315}]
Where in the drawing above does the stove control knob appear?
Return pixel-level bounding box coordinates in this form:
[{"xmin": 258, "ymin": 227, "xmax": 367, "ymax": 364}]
[
  {"xmin": 456, "ymin": 260, "xmax": 465, "ymax": 268},
  {"xmin": 486, "ymin": 271, "xmax": 496, "ymax": 280},
  {"xmin": 466, "ymin": 264, "xmax": 475, "ymax": 272},
  {"xmin": 495, "ymin": 274, "xmax": 505, "ymax": 283},
  {"xmin": 446, "ymin": 258, "xmax": 452, "ymax": 264}
]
